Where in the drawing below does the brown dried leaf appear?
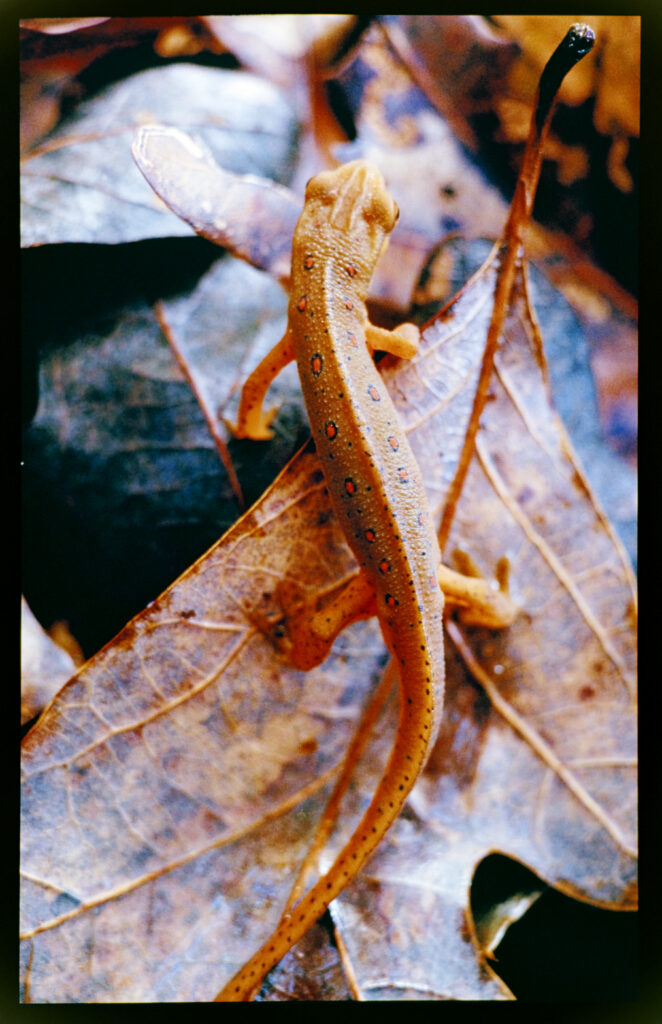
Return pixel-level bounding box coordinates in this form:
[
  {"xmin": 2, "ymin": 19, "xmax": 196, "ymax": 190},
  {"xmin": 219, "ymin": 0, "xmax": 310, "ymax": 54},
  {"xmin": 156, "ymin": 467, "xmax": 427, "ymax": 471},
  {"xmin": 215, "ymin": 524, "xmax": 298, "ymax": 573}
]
[
  {"xmin": 20, "ymin": 446, "xmax": 386, "ymax": 1001},
  {"xmin": 273, "ymin": 187, "xmax": 636, "ymax": 997},
  {"xmin": 324, "ymin": 15, "xmax": 637, "ymax": 468},
  {"xmin": 21, "ymin": 62, "xmax": 297, "ymax": 247},
  {"xmin": 20, "ymin": 18, "xmax": 112, "ymax": 35},
  {"xmin": 204, "ymin": 14, "xmax": 356, "ymax": 87},
  {"xmin": 19, "ymin": 18, "xmax": 203, "ymax": 152},
  {"xmin": 380, "ymin": 15, "xmax": 520, "ymax": 151},
  {"xmin": 132, "ymin": 125, "xmax": 300, "ymax": 283},
  {"xmin": 256, "ymin": 921, "xmax": 352, "ymax": 1001},
  {"xmin": 203, "ymin": 14, "xmax": 357, "ymax": 175}
]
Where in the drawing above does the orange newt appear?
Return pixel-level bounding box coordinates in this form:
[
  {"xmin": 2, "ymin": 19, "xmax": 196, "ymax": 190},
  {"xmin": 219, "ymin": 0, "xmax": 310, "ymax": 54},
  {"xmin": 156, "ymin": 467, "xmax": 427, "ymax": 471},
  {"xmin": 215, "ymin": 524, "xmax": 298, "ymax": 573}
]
[{"xmin": 218, "ymin": 161, "xmax": 512, "ymax": 999}]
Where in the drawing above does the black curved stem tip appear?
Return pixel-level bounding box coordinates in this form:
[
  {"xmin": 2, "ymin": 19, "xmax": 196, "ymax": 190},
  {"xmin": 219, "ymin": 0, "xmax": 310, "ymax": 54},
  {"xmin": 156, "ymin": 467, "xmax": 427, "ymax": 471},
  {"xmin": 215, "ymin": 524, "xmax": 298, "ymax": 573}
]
[{"xmin": 535, "ymin": 23, "xmax": 595, "ymax": 131}]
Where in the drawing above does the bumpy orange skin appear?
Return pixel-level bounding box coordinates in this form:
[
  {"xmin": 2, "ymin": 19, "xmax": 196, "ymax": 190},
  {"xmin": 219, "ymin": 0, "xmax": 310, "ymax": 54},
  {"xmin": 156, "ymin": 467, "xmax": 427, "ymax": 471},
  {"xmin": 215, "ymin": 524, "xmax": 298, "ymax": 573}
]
[{"xmin": 218, "ymin": 162, "xmax": 444, "ymax": 1000}]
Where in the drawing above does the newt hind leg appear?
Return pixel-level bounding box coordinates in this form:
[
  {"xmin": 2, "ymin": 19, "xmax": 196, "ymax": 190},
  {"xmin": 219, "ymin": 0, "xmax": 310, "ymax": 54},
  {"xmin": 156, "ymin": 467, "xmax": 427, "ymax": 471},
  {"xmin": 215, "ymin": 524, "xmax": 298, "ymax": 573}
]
[
  {"xmin": 438, "ymin": 553, "xmax": 517, "ymax": 629},
  {"xmin": 273, "ymin": 572, "xmax": 377, "ymax": 671},
  {"xmin": 365, "ymin": 321, "xmax": 420, "ymax": 359}
]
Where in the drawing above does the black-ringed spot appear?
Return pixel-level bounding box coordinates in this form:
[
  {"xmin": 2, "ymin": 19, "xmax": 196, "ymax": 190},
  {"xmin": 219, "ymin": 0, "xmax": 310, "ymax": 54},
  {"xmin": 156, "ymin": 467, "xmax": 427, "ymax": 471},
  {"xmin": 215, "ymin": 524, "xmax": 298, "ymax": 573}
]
[
  {"xmin": 297, "ymin": 295, "xmax": 307, "ymax": 312},
  {"xmin": 368, "ymin": 384, "xmax": 381, "ymax": 402},
  {"xmin": 325, "ymin": 421, "xmax": 338, "ymax": 440},
  {"xmin": 311, "ymin": 353, "xmax": 323, "ymax": 376}
]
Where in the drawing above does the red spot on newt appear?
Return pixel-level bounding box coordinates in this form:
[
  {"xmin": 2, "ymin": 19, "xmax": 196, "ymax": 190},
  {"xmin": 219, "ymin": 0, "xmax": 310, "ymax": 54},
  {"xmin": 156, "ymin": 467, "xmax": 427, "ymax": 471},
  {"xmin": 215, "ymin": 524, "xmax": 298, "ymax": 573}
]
[
  {"xmin": 344, "ymin": 478, "xmax": 357, "ymax": 495},
  {"xmin": 311, "ymin": 354, "xmax": 323, "ymax": 375},
  {"xmin": 387, "ymin": 435, "xmax": 399, "ymax": 451},
  {"xmin": 368, "ymin": 385, "xmax": 381, "ymax": 402},
  {"xmin": 297, "ymin": 296, "xmax": 307, "ymax": 312},
  {"xmin": 304, "ymin": 255, "xmax": 315, "ymax": 270},
  {"xmin": 325, "ymin": 421, "xmax": 338, "ymax": 439},
  {"xmin": 364, "ymin": 529, "xmax": 376, "ymax": 542}
]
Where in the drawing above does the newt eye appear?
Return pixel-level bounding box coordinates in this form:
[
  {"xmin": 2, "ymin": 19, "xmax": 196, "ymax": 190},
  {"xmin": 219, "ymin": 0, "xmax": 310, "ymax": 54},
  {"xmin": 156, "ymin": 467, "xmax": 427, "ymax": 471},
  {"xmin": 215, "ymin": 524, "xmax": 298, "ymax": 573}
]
[
  {"xmin": 364, "ymin": 191, "xmax": 398, "ymax": 232},
  {"xmin": 305, "ymin": 174, "xmax": 335, "ymax": 205}
]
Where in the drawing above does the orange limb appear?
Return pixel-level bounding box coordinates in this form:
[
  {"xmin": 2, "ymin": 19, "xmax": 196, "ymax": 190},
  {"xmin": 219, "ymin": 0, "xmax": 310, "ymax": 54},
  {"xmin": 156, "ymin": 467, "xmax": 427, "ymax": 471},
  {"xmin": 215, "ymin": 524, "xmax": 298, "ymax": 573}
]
[
  {"xmin": 438, "ymin": 554, "xmax": 516, "ymax": 629},
  {"xmin": 274, "ymin": 573, "xmax": 377, "ymax": 672},
  {"xmin": 227, "ymin": 330, "xmax": 295, "ymax": 440},
  {"xmin": 365, "ymin": 321, "xmax": 420, "ymax": 359}
]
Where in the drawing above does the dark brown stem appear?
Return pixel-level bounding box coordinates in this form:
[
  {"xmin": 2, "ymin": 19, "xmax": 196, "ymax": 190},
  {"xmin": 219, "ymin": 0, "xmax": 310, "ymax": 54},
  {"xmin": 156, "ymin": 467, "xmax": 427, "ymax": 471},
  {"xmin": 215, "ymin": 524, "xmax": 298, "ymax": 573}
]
[
  {"xmin": 438, "ymin": 23, "xmax": 595, "ymax": 552},
  {"xmin": 536, "ymin": 23, "xmax": 595, "ymax": 132},
  {"xmin": 506, "ymin": 23, "xmax": 595, "ymax": 240}
]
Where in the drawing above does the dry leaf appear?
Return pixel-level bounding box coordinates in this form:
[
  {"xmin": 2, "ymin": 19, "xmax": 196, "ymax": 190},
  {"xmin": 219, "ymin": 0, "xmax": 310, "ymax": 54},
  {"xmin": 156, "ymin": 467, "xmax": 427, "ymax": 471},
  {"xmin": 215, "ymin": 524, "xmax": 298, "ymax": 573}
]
[
  {"xmin": 204, "ymin": 14, "xmax": 356, "ymax": 86},
  {"xmin": 132, "ymin": 125, "xmax": 300, "ymax": 283},
  {"xmin": 22, "ymin": 251, "xmax": 298, "ymax": 653},
  {"xmin": 21, "ymin": 18, "xmax": 112, "ymax": 35},
  {"xmin": 21, "ymin": 598, "xmax": 78, "ymax": 725},
  {"xmin": 379, "ymin": 15, "xmax": 520, "ymax": 151},
  {"xmin": 19, "ymin": 18, "xmax": 211, "ymax": 153},
  {"xmin": 21, "ymin": 62, "xmax": 297, "ymax": 247}
]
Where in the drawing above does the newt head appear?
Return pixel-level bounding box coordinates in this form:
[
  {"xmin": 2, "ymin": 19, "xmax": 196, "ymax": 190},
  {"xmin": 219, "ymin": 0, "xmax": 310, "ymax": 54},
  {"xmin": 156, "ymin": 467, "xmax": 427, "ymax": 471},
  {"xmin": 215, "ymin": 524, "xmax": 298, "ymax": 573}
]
[{"xmin": 303, "ymin": 160, "xmax": 399, "ymax": 246}]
